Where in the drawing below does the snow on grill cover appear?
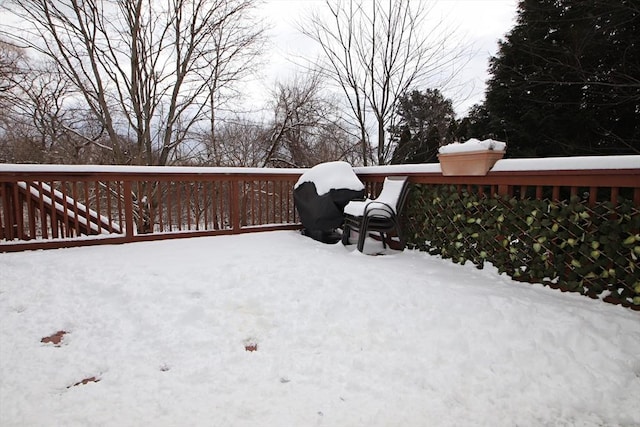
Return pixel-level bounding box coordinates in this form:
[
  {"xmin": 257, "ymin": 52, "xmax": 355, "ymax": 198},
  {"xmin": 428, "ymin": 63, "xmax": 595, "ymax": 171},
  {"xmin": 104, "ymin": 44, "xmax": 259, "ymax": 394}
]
[{"xmin": 294, "ymin": 161, "xmax": 365, "ymax": 243}]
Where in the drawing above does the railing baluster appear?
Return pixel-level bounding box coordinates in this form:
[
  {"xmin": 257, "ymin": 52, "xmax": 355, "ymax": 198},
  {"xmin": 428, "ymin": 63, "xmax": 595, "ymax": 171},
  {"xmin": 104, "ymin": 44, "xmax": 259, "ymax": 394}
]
[
  {"xmin": 250, "ymin": 180, "xmax": 256, "ymax": 226},
  {"xmin": 286, "ymin": 179, "xmax": 291, "ymax": 224},
  {"xmin": 124, "ymin": 181, "xmax": 134, "ymax": 238},
  {"xmin": 610, "ymin": 187, "xmax": 619, "ymax": 205},
  {"xmin": 27, "ymin": 187, "xmax": 36, "ymax": 239},
  {"xmin": 202, "ymin": 181, "xmax": 208, "ymax": 231},
  {"xmin": 277, "ymin": 180, "xmax": 283, "ymax": 224},
  {"xmin": 47, "ymin": 181, "xmax": 59, "ymax": 239},
  {"xmin": 215, "ymin": 180, "xmax": 221, "ymax": 230},
  {"xmin": 117, "ymin": 181, "xmax": 124, "ymax": 233},
  {"xmin": 588, "ymin": 186, "xmax": 598, "ymax": 207},
  {"xmin": 105, "ymin": 181, "xmax": 112, "ymax": 233},
  {"xmin": 177, "ymin": 182, "xmax": 183, "ymax": 231},
  {"xmin": 167, "ymin": 181, "xmax": 173, "ymax": 232},
  {"xmin": 148, "ymin": 181, "xmax": 156, "ymax": 233},
  {"xmin": 186, "ymin": 182, "xmax": 192, "ymax": 230},
  {"xmin": 193, "ymin": 182, "xmax": 198, "ymax": 230},
  {"xmin": 72, "ymin": 182, "xmax": 80, "ymax": 237},
  {"xmin": 93, "ymin": 180, "xmax": 101, "ymax": 234},
  {"xmin": 271, "ymin": 180, "xmax": 277, "ymax": 224},
  {"xmin": 258, "ymin": 180, "xmax": 263, "ymax": 225},
  {"xmin": 230, "ymin": 179, "xmax": 240, "ymax": 231},
  {"xmin": 13, "ymin": 183, "xmax": 24, "ymax": 240},
  {"xmin": 35, "ymin": 181, "xmax": 47, "ymax": 239},
  {"xmin": 82, "ymin": 181, "xmax": 90, "ymax": 236},
  {"xmin": 0, "ymin": 184, "xmax": 6, "ymax": 240},
  {"xmin": 59, "ymin": 181, "xmax": 69, "ymax": 237}
]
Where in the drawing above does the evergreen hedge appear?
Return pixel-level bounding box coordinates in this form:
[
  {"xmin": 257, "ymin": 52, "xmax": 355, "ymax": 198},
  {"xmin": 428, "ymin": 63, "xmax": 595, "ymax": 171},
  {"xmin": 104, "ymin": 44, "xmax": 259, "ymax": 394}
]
[{"xmin": 404, "ymin": 184, "xmax": 640, "ymax": 310}]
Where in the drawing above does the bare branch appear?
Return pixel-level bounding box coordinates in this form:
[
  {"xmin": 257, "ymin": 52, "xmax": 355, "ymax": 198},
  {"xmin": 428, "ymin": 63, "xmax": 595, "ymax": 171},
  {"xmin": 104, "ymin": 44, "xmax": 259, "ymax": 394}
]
[
  {"xmin": 300, "ymin": 0, "xmax": 470, "ymax": 165},
  {"xmin": 3, "ymin": 0, "xmax": 266, "ymax": 165}
]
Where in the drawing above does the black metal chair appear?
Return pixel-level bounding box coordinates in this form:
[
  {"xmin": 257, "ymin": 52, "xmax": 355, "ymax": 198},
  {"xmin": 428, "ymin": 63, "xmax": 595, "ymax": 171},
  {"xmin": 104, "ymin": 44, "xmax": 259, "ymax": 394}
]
[{"xmin": 341, "ymin": 176, "xmax": 410, "ymax": 253}]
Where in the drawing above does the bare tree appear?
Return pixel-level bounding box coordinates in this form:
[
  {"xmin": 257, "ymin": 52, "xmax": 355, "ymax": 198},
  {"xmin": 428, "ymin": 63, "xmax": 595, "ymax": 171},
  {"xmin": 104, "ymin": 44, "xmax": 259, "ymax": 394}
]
[
  {"xmin": 0, "ymin": 40, "xmax": 25, "ymax": 108},
  {"xmin": 263, "ymin": 73, "xmax": 360, "ymax": 168},
  {"xmin": 1, "ymin": 38, "xmax": 131, "ymax": 164},
  {"xmin": 0, "ymin": 40, "xmax": 24, "ymax": 162},
  {"xmin": 301, "ymin": 0, "xmax": 467, "ymax": 165},
  {"xmin": 3, "ymin": 0, "xmax": 265, "ymax": 166},
  {"xmin": 192, "ymin": 117, "xmax": 270, "ymax": 167},
  {"xmin": 189, "ymin": 73, "xmax": 359, "ymax": 168},
  {"xmin": 1, "ymin": 68, "xmax": 118, "ymax": 164},
  {"xmin": 202, "ymin": 0, "xmax": 267, "ymax": 160},
  {"xmin": 0, "ymin": 43, "xmax": 80, "ymax": 163}
]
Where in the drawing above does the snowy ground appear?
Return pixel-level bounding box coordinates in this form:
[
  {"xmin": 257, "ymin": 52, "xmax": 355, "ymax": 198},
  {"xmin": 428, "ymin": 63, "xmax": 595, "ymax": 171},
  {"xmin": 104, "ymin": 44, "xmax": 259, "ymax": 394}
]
[{"xmin": 1, "ymin": 231, "xmax": 639, "ymax": 426}]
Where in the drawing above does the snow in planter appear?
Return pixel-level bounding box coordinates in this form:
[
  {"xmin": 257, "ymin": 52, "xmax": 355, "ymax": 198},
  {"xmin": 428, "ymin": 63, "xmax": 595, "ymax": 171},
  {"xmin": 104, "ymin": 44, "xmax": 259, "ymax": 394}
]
[{"xmin": 439, "ymin": 138, "xmax": 507, "ymax": 154}]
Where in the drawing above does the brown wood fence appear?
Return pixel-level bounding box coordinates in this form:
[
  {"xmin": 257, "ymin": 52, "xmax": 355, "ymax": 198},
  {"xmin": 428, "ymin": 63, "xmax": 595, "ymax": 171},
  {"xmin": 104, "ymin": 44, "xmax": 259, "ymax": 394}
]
[{"xmin": 1, "ymin": 158, "xmax": 639, "ymax": 252}]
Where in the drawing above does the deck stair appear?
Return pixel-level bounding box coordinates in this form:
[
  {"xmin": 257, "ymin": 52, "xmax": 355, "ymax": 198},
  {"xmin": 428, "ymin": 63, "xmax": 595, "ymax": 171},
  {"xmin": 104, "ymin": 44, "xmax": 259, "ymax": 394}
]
[{"xmin": 1, "ymin": 181, "xmax": 121, "ymax": 241}]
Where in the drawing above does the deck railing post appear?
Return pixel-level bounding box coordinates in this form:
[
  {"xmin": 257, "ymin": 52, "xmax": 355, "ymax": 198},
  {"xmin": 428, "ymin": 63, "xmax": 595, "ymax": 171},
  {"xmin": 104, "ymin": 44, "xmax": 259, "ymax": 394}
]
[
  {"xmin": 1, "ymin": 183, "xmax": 16, "ymax": 240},
  {"xmin": 0, "ymin": 183, "xmax": 5, "ymax": 240}
]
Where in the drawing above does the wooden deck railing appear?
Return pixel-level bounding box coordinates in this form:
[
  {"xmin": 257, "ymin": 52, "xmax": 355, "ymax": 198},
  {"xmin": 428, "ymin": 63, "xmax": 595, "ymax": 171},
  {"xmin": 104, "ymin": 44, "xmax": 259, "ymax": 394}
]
[
  {"xmin": 355, "ymin": 156, "xmax": 640, "ymax": 206},
  {"xmin": 0, "ymin": 166, "xmax": 305, "ymax": 252},
  {"xmin": 1, "ymin": 157, "xmax": 639, "ymax": 253}
]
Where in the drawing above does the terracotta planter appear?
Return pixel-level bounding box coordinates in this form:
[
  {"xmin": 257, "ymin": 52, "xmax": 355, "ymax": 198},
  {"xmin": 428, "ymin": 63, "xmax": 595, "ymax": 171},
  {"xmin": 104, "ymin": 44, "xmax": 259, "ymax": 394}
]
[{"xmin": 437, "ymin": 150, "xmax": 505, "ymax": 176}]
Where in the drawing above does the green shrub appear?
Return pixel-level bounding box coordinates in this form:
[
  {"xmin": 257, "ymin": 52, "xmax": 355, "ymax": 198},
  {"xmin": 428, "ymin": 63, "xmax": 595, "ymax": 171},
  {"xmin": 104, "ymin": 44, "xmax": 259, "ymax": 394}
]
[{"xmin": 404, "ymin": 184, "xmax": 640, "ymax": 310}]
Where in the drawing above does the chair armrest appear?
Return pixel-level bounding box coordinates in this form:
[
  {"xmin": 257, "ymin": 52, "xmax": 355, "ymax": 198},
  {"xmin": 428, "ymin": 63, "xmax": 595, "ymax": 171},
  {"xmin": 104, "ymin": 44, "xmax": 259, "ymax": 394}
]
[{"xmin": 363, "ymin": 201, "xmax": 395, "ymax": 218}]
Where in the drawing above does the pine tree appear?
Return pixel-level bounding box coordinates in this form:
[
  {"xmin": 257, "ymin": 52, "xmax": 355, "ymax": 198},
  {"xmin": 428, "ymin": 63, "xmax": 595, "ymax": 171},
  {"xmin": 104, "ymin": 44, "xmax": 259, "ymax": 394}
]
[
  {"xmin": 455, "ymin": 104, "xmax": 493, "ymax": 142},
  {"xmin": 389, "ymin": 89, "xmax": 456, "ymax": 164},
  {"xmin": 485, "ymin": 0, "xmax": 640, "ymax": 157}
]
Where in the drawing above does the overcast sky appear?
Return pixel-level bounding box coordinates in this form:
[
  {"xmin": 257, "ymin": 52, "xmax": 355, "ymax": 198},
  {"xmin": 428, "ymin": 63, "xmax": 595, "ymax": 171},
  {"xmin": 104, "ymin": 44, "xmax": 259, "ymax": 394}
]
[{"xmin": 252, "ymin": 0, "xmax": 519, "ymax": 116}]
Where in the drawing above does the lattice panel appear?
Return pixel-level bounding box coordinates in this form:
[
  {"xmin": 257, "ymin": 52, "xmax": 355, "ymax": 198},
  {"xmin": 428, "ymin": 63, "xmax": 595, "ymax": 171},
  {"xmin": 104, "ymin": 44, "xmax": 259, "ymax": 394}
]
[{"xmin": 404, "ymin": 185, "xmax": 640, "ymax": 310}]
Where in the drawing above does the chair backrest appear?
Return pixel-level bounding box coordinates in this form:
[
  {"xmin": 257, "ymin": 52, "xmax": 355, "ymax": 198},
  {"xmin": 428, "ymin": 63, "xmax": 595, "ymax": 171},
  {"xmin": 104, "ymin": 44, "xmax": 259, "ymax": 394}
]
[{"xmin": 374, "ymin": 176, "xmax": 410, "ymax": 214}]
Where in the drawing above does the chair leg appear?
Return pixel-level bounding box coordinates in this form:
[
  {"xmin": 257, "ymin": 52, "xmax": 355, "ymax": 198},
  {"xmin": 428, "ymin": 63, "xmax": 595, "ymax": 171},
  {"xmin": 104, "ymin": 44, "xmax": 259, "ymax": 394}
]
[
  {"xmin": 341, "ymin": 224, "xmax": 351, "ymax": 245},
  {"xmin": 394, "ymin": 223, "xmax": 405, "ymax": 250},
  {"xmin": 357, "ymin": 218, "xmax": 369, "ymax": 252},
  {"xmin": 356, "ymin": 229, "xmax": 365, "ymax": 252}
]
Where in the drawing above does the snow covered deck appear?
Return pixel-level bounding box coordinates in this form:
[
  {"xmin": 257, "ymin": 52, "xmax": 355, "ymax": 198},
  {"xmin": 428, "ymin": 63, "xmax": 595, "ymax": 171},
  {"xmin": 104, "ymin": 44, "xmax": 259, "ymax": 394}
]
[{"xmin": 1, "ymin": 231, "xmax": 638, "ymax": 426}]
